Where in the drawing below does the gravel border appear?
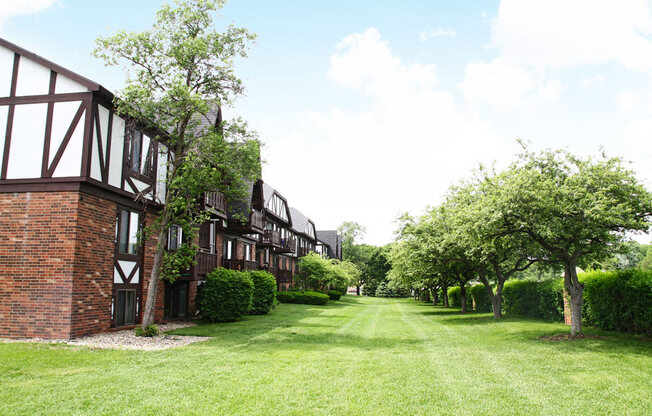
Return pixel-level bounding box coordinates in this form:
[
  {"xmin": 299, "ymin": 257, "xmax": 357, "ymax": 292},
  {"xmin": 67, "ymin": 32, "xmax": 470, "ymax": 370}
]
[{"xmin": 1, "ymin": 321, "xmax": 211, "ymax": 351}]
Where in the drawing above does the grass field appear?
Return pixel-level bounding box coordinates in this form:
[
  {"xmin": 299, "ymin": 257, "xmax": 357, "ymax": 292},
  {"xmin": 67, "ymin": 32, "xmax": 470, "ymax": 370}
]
[{"xmin": 1, "ymin": 296, "xmax": 651, "ymax": 415}]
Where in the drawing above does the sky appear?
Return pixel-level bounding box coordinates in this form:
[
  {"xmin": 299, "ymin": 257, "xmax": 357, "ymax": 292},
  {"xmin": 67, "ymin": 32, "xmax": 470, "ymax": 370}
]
[{"xmin": 2, "ymin": 0, "xmax": 652, "ymax": 245}]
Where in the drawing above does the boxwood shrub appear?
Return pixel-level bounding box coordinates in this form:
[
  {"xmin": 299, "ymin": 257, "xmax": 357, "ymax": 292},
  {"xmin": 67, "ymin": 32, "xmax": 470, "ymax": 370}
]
[
  {"xmin": 502, "ymin": 279, "xmax": 564, "ymax": 321},
  {"xmin": 327, "ymin": 290, "xmax": 343, "ymax": 300},
  {"xmin": 447, "ymin": 286, "xmax": 473, "ymax": 309},
  {"xmin": 276, "ymin": 290, "xmax": 329, "ymax": 305},
  {"xmin": 197, "ymin": 268, "xmax": 254, "ymax": 322},
  {"xmin": 470, "ymin": 284, "xmax": 492, "ymax": 312},
  {"xmin": 247, "ymin": 270, "xmax": 277, "ymax": 315},
  {"xmin": 581, "ymin": 269, "xmax": 652, "ymax": 334}
]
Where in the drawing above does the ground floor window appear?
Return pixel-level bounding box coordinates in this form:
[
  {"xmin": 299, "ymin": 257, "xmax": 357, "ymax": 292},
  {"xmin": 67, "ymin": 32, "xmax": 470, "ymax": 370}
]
[{"xmin": 115, "ymin": 289, "xmax": 136, "ymax": 327}]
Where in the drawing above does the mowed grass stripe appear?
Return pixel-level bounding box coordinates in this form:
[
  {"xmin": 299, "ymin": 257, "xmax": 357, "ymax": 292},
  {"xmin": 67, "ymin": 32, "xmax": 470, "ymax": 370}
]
[{"xmin": 0, "ymin": 296, "xmax": 650, "ymax": 415}]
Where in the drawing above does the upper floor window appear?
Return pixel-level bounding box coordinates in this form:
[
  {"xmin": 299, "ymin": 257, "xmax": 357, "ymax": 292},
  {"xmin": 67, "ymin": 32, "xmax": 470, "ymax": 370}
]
[
  {"xmin": 266, "ymin": 193, "xmax": 288, "ymax": 221},
  {"xmin": 305, "ymin": 221, "xmax": 316, "ymax": 239},
  {"xmin": 128, "ymin": 129, "xmax": 155, "ymax": 178},
  {"xmin": 116, "ymin": 208, "xmax": 141, "ymax": 255},
  {"xmin": 168, "ymin": 225, "xmax": 183, "ymax": 251}
]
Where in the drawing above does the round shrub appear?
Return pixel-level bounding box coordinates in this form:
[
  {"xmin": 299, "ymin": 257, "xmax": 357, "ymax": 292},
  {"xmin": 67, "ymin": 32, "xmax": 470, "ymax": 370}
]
[
  {"xmin": 247, "ymin": 270, "xmax": 277, "ymax": 315},
  {"xmin": 447, "ymin": 286, "xmax": 472, "ymax": 309},
  {"xmin": 327, "ymin": 290, "xmax": 343, "ymax": 300},
  {"xmin": 276, "ymin": 290, "xmax": 329, "ymax": 305},
  {"xmin": 198, "ymin": 268, "xmax": 253, "ymax": 322},
  {"xmin": 470, "ymin": 284, "xmax": 492, "ymax": 312},
  {"xmin": 582, "ymin": 269, "xmax": 652, "ymax": 334}
]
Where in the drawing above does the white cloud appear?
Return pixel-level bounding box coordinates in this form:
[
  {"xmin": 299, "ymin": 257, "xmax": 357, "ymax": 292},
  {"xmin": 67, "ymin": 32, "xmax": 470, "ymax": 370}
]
[
  {"xmin": 461, "ymin": 0, "xmax": 652, "ymax": 110},
  {"xmin": 262, "ymin": 28, "xmax": 511, "ymax": 245},
  {"xmin": 0, "ymin": 0, "xmax": 59, "ymax": 30},
  {"xmin": 581, "ymin": 75, "xmax": 606, "ymax": 88},
  {"xmin": 617, "ymin": 90, "xmax": 640, "ymax": 111},
  {"xmin": 418, "ymin": 28, "xmax": 457, "ymax": 42}
]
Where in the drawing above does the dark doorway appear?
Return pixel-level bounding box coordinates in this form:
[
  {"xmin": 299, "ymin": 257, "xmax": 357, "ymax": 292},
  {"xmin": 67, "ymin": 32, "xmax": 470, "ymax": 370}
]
[
  {"xmin": 115, "ymin": 289, "xmax": 136, "ymax": 327},
  {"xmin": 164, "ymin": 281, "xmax": 189, "ymax": 319}
]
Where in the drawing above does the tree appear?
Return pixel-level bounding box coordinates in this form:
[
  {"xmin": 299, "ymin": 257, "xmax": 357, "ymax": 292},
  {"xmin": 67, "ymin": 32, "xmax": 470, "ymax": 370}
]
[
  {"xmin": 337, "ymin": 221, "xmax": 370, "ymax": 294},
  {"xmin": 94, "ymin": 0, "xmax": 260, "ymax": 329},
  {"xmin": 500, "ymin": 147, "xmax": 652, "ymax": 335}
]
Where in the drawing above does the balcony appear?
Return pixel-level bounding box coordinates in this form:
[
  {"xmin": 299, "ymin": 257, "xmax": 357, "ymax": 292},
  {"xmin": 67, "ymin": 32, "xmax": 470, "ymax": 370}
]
[
  {"xmin": 258, "ymin": 229, "xmax": 281, "ymax": 247},
  {"xmin": 203, "ymin": 191, "xmax": 227, "ymax": 219},
  {"xmin": 276, "ymin": 269, "xmax": 293, "ymax": 284},
  {"xmin": 275, "ymin": 236, "xmax": 296, "ymax": 254},
  {"xmin": 226, "ymin": 209, "xmax": 265, "ymax": 234},
  {"xmin": 223, "ymin": 258, "xmax": 260, "ymax": 271},
  {"xmin": 194, "ymin": 251, "xmax": 219, "ymax": 276},
  {"xmin": 297, "ymin": 246, "xmax": 312, "ymax": 258}
]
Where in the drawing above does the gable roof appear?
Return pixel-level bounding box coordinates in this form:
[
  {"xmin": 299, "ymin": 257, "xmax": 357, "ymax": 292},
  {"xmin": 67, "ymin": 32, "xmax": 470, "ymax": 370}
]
[
  {"xmin": 261, "ymin": 181, "xmax": 292, "ymax": 225},
  {"xmin": 289, "ymin": 207, "xmax": 316, "ymax": 239}
]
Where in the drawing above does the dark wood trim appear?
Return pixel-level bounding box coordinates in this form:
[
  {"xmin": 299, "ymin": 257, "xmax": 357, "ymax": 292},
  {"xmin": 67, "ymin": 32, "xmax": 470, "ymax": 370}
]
[
  {"xmin": 1, "ymin": 53, "xmax": 19, "ymax": 180},
  {"xmin": 93, "ymin": 102, "xmax": 106, "ymax": 182},
  {"xmin": 46, "ymin": 100, "xmax": 86, "ymax": 177},
  {"xmin": 41, "ymin": 71, "xmax": 57, "ymax": 177},
  {"xmin": 0, "ymin": 37, "xmax": 100, "ymax": 92},
  {"xmin": 80, "ymin": 96, "xmax": 93, "ymax": 178},
  {"xmin": 0, "ymin": 92, "xmax": 90, "ymax": 105},
  {"xmin": 104, "ymin": 109, "xmax": 113, "ymax": 184}
]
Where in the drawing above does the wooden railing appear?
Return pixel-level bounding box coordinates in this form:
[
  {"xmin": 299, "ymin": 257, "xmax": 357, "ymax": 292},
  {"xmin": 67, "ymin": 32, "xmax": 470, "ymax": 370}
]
[
  {"xmin": 250, "ymin": 210, "xmax": 264, "ymax": 232},
  {"xmin": 297, "ymin": 246, "xmax": 312, "ymax": 258},
  {"xmin": 223, "ymin": 258, "xmax": 243, "ymax": 270},
  {"xmin": 195, "ymin": 251, "xmax": 218, "ymax": 275},
  {"xmin": 259, "ymin": 229, "xmax": 281, "ymax": 246},
  {"xmin": 278, "ymin": 236, "xmax": 296, "ymax": 253},
  {"xmin": 244, "ymin": 260, "xmax": 258, "ymax": 270},
  {"xmin": 204, "ymin": 191, "xmax": 227, "ymax": 215},
  {"xmin": 277, "ymin": 269, "xmax": 293, "ymax": 284}
]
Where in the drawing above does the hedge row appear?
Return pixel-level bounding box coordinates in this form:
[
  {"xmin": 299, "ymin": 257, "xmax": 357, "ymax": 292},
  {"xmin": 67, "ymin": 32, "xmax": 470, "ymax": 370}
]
[
  {"xmin": 277, "ymin": 290, "xmax": 329, "ymax": 305},
  {"xmin": 582, "ymin": 270, "xmax": 652, "ymax": 334},
  {"xmin": 502, "ymin": 279, "xmax": 564, "ymax": 321},
  {"xmin": 470, "ymin": 284, "xmax": 492, "ymax": 312},
  {"xmin": 197, "ymin": 268, "xmax": 276, "ymax": 322},
  {"xmin": 447, "ymin": 286, "xmax": 473, "ymax": 309}
]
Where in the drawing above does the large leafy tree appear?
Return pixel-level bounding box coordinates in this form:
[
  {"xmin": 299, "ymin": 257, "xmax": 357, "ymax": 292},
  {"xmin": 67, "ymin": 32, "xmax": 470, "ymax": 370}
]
[
  {"xmin": 500, "ymin": 148, "xmax": 652, "ymax": 335},
  {"xmin": 94, "ymin": 0, "xmax": 261, "ymax": 329}
]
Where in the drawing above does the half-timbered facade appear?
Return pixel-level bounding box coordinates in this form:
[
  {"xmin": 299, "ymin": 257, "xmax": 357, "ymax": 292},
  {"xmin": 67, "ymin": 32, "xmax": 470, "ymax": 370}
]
[{"xmin": 0, "ymin": 39, "xmax": 342, "ymax": 339}]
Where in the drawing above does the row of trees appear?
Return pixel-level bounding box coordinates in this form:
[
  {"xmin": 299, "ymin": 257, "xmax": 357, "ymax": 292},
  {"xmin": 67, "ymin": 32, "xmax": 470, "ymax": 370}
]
[
  {"xmin": 294, "ymin": 252, "xmax": 361, "ymax": 292},
  {"xmin": 389, "ymin": 145, "xmax": 652, "ymax": 335}
]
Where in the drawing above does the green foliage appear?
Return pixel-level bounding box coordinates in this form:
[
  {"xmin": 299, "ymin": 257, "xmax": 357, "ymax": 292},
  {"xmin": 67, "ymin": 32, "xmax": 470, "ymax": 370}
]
[
  {"xmin": 470, "ymin": 284, "xmax": 492, "ymax": 312},
  {"xmin": 581, "ymin": 270, "xmax": 652, "ymax": 334},
  {"xmin": 198, "ymin": 268, "xmax": 253, "ymax": 322},
  {"xmin": 327, "ymin": 290, "xmax": 343, "ymax": 300},
  {"xmin": 502, "ymin": 279, "xmax": 564, "ymax": 321},
  {"xmin": 447, "ymin": 286, "xmax": 473, "ymax": 309},
  {"xmin": 276, "ymin": 291, "xmax": 329, "ymax": 305},
  {"xmin": 295, "ymin": 252, "xmax": 358, "ymax": 291},
  {"xmin": 134, "ymin": 324, "xmax": 160, "ymax": 337},
  {"xmin": 375, "ymin": 282, "xmax": 409, "ymax": 298},
  {"xmin": 247, "ymin": 270, "xmax": 277, "ymax": 315}
]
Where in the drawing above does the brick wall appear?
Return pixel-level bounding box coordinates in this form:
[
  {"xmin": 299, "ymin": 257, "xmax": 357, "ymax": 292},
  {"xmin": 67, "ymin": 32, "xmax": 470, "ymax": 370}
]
[{"xmin": 0, "ymin": 192, "xmax": 78, "ymax": 338}]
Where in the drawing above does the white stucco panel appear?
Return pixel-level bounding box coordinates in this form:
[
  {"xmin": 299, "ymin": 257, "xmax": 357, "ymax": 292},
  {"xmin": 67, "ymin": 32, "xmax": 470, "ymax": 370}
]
[
  {"xmin": 6, "ymin": 103, "xmax": 47, "ymax": 179},
  {"xmin": 0, "ymin": 46, "xmax": 14, "ymax": 97},
  {"xmin": 55, "ymin": 74, "xmax": 89, "ymax": 94},
  {"xmin": 0, "ymin": 106, "xmax": 7, "ymax": 164},
  {"xmin": 50, "ymin": 101, "xmax": 84, "ymax": 177},
  {"xmin": 15, "ymin": 56, "xmax": 50, "ymax": 97},
  {"xmin": 108, "ymin": 114, "xmax": 125, "ymax": 188}
]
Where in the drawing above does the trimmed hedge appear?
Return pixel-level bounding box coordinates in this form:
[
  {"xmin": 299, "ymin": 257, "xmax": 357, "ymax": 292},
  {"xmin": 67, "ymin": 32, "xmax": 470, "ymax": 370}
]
[
  {"xmin": 470, "ymin": 284, "xmax": 492, "ymax": 312},
  {"xmin": 447, "ymin": 286, "xmax": 473, "ymax": 309},
  {"xmin": 327, "ymin": 290, "xmax": 343, "ymax": 300},
  {"xmin": 582, "ymin": 270, "xmax": 652, "ymax": 334},
  {"xmin": 276, "ymin": 290, "xmax": 329, "ymax": 305},
  {"xmin": 247, "ymin": 270, "xmax": 277, "ymax": 315},
  {"xmin": 502, "ymin": 279, "xmax": 564, "ymax": 321},
  {"xmin": 197, "ymin": 268, "xmax": 253, "ymax": 322}
]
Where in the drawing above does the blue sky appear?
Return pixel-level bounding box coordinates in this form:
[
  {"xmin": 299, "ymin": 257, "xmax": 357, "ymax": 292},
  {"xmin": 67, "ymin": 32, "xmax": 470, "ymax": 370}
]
[{"xmin": 3, "ymin": 0, "xmax": 652, "ymax": 244}]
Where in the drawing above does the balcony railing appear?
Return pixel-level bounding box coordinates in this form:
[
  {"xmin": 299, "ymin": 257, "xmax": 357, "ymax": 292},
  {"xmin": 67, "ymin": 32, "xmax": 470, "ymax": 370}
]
[
  {"xmin": 297, "ymin": 246, "xmax": 312, "ymax": 258},
  {"xmin": 276, "ymin": 236, "xmax": 296, "ymax": 254},
  {"xmin": 250, "ymin": 210, "xmax": 264, "ymax": 233},
  {"xmin": 259, "ymin": 229, "xmax": 281, "ymax": 247},
  {"xmin": 226, "ymin": 209, "xmax": 265, "ymax": 234},
  {"xmin": 195, "ymin": 251, "xmax": 219, "ymax": 276},
  {"xmin": 276, "ymin": 269, "xmax": 293, "ymax": 284},
  {"xmin": 204, "ymin": 191, "xmax": 227, "ymax": 218},
  {"xmin": 244, "ymin": 260, "xmax": 258, "ymax": 270}
]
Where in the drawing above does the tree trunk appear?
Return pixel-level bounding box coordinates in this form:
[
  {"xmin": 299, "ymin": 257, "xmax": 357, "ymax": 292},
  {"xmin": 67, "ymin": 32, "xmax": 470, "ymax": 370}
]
[
  {"xmin": 431, "ymin": 287, "xmax": 438, "ymax": 306},
  {"xmin": 356, "ymin": 285, "xmax": 360, "ymax": 296},
  {"xmin": 460, "ymin": 284, "xmax": 467, "ymax": 314},
  {"xmin": 564, "ymin": 260, "xmax": 584, "ymax": 336},
  {"xmin": 442, "ymin": 285, "xmax": 449, "ymax": 307},
  {"xmin": 423, "ymin": 288, "xmax": 431, "ymax": 303},
  {"xmin": 141, "ymin": 209, "xmax": 171, "ymax": 329},
  {"xmin": 480, "ymin": 273, "xmax": 502, "ymax": 319}
]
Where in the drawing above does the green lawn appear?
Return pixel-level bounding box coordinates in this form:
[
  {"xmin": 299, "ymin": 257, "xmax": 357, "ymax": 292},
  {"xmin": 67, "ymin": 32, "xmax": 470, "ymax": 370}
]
[{"xmin": 1, "ymin": 296, "xmax": 651, "ymax": 415}]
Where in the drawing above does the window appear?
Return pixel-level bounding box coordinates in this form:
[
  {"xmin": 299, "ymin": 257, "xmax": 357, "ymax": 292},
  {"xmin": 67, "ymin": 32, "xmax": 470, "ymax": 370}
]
[
  {"xmin": 168, "ymin": 225, "xmax": 183, "ymax": 251},
  {"xmin": 117, "ymin": 209, "xmax": 140, "ymax": 255},
  {"xmin": 115, "ymin": 289, "xmax": 136, "ymax": 326},
  {"xmin": 223, "ymin": 238, "xmax": 234, "ymax": 260},
  {"xmin": 243, "ymin": 243, "xmax": 251, "ymax": 261},
  {"xmin": 128, "ymin": 129, "xmax": 154, "ymax": 177}
]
